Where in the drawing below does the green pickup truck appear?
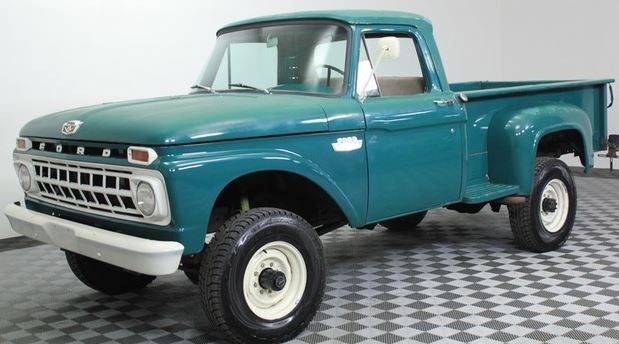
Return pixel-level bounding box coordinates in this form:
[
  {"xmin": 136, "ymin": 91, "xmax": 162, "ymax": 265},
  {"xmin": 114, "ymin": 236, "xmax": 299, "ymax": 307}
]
[{"xmin": 4, "ymin": 10, "xmax": 614, "ymax": 344}]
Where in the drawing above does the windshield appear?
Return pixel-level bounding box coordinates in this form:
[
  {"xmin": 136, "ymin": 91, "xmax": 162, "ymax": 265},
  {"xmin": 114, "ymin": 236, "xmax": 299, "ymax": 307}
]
[{"xmin": 195, "ymin": 22, "xmax": 349, "ymax": 95}]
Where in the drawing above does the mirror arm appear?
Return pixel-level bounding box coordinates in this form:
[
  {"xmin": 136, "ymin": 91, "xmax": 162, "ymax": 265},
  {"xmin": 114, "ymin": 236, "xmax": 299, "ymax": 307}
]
[{"xmin": 359, "ymin": 49, "xmax": 386, "ymax": 102}]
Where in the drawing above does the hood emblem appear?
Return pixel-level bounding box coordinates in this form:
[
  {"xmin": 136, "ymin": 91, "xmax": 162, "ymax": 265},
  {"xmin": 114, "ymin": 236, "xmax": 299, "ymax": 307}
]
[{"xmin": 61, "ymin": 120, "xmax": 83, "ymax": 135}]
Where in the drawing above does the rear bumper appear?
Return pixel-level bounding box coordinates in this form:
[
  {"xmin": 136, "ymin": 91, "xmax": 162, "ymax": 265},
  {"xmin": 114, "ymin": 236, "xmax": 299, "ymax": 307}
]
[{"xmin": 3, "ymin": 203, "xmax": 184, "ymax": 275}]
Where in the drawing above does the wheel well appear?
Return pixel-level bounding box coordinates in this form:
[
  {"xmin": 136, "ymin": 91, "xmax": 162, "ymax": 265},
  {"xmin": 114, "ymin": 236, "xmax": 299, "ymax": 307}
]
[
  {"xmin": 537, "ymin": 129, "xmax": 585, "ymax": 166},
  {"xmin": 208, "ymin": 171, "xmax": 347, "ymax": 234}
]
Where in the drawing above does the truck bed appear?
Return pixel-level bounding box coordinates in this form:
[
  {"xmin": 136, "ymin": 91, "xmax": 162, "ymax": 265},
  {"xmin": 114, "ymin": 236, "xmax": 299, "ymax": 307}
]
[
  {"xmin": 451, "ymin": 79, "xmax": 612, "ymax": 101},
  {"xmin": 450, "ymin": 79, "xmax": 613, "ymax": 198}
]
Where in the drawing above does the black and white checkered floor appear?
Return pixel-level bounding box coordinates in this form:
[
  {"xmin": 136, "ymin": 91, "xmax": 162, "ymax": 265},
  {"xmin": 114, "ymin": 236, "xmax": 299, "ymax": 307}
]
[{"xmin": 1, "ymin": 174, "xmax": 619, "ymax": 344}]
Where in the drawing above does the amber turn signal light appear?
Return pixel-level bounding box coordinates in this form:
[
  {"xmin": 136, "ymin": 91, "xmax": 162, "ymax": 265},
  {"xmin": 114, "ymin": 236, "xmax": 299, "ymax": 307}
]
[{"xmin": 127, "ymin": 147, "xmax": 158, "ymax": 166}]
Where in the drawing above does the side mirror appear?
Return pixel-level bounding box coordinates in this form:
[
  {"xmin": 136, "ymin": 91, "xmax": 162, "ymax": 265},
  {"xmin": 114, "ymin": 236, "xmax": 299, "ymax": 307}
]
[{"xmin": 378, "ymin": 36, "xmax": 400, "ymax": 61}]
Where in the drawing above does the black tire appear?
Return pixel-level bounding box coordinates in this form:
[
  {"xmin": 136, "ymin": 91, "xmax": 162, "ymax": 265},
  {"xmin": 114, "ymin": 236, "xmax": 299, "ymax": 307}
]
[
  {"xmin": 508, "ymin": 158, "xmax": 577, "ymax": 252},
  {"xmin": 185, "ymin": 229, "xmax": 221, "ymax": 286},
  {"xmin": 200, "ymin": 208, "xmax": 325, "ymax": 344},
  {"xmin": 65, "ymin": 251, "xmax": 156, "ymax": 294},
  {"xmin": 380, "ymin": 211, "xmax": 428, "ymax": 231}
]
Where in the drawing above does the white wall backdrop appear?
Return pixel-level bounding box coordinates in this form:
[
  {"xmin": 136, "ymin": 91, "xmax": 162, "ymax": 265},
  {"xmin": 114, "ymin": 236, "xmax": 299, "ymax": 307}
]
[
  {"xmin": 0, "ymin": 0, "xmax": 616, "ymax": 239},
  {"xmin": 501, "ymin": 0, "xmax": 619, "ymax": 167}
]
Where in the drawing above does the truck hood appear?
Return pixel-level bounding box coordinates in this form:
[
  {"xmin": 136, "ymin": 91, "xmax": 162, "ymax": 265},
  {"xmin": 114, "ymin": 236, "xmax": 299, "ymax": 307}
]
[{"xmin": 20, "ymin": 93, "xmax": 330, "ymax": 145}]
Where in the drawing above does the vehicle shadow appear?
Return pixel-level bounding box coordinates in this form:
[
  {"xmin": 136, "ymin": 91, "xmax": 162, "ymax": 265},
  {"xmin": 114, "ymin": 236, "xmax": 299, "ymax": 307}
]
[{"xmin": 321, "ymin": 207, "xmax": 516, "ymax": 267}]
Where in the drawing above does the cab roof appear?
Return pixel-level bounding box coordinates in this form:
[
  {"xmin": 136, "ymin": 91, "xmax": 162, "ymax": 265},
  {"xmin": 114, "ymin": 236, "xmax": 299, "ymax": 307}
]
[{"xmin": 218, "ymin": 10, "xmax": 432, "ymax": 34}]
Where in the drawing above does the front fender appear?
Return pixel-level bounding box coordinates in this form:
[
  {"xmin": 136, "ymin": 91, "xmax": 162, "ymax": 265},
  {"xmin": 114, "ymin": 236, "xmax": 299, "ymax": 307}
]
[
  {"xmin": 487, "ymin": 102, "xmax": 592, "ymax": 194},
  {"xmin": 156, "ymin": 135, "xmax": 367, "ymax": 254},
  {"xmin": 173, "ymin": 148, "xmax": 362, "ymax": 220}
]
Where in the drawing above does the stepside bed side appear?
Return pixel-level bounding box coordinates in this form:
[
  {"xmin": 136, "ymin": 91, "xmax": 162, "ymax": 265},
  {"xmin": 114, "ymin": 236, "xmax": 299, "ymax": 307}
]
[{"xmin": 453, "ymin": 80, "xmax": 611, "ymax": 194}]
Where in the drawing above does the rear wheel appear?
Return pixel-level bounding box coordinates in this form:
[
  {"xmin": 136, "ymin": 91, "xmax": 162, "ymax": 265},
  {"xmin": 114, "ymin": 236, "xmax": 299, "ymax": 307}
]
[
  {"xmin": 380, "ymin": 211, "xmax": 428, "ymax": 231},
  {"xmin": 508, "ymin": 158, "xmax": 577, "ymax": 252},
  {"xmin": 65, "ymin": 251, "xmax": 156, "ymax": 294},
  {"xmin": 200, "ymin": 208, "xmax": 325, "ymax": 344}
]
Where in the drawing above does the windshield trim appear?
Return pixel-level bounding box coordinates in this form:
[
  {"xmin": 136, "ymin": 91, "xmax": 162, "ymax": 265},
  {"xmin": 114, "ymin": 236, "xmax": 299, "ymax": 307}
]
[{"xmin": 209, "ymin": 20, "xmax": 352, "ymax": 98}]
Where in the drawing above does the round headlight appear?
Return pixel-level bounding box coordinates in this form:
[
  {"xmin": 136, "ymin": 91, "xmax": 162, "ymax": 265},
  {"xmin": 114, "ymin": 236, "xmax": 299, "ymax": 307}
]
[
  {"xmin": 18, "ymin": 165, "xmax": 31, "ymax": 191},
  {"xmin": 136, "ymin": 182, "xmax": 156, "ymax": 216}
]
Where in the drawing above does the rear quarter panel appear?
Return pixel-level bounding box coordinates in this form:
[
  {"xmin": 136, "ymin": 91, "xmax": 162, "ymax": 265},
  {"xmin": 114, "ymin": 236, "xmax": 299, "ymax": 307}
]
[{"xmin": 462, "ymin": 83, "xmax": 608, "ymax": 193}]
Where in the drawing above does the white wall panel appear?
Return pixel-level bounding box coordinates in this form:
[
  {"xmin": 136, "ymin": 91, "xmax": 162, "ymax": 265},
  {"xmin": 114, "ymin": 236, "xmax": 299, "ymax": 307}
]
[{"xmin": 500, "ymin": 0, "xmax": 618, "ymax": 168}]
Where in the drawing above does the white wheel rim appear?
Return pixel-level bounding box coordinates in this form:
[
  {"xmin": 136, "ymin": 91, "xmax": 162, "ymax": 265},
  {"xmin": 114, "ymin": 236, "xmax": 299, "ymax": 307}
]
[
  {"xmin": 242, "ymin": 241, "xmax": 307, "ymax": 320},
  {"xmin": 539, "ymin": 178, "xmax": 569, "ymax": 233}
]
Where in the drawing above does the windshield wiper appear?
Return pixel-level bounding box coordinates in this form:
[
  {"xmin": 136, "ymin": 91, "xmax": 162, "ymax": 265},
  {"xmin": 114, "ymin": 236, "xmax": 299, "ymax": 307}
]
[
  {"xmin": 190, "ymin": 84, "xmax": 218, "ymax": 94},
  {"xmin": 228, "ymin": 83, "xmax": 271, "ymax": 94}
]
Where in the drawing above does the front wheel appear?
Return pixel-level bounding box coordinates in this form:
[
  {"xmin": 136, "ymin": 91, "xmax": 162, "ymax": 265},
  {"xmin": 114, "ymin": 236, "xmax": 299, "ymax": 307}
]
[
  {"xmin": 508, "ymin": 158, "xmax": 577, "ymax": 252},
  {"xmin": 199, "ymin": 208, "xmax": 325, "ymax": 344}
]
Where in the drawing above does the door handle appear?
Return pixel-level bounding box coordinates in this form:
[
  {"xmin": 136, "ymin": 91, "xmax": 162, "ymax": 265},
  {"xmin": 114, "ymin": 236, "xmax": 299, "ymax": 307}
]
[{"xmin": 433, "ymin": 99, "xmax": 455, "ymax": 107}]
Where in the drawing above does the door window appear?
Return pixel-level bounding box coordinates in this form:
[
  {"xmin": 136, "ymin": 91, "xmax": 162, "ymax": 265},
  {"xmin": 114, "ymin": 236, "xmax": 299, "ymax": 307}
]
[{"xmin": 358, "ymin": 34, "xmax": 426, "ymax": 97}]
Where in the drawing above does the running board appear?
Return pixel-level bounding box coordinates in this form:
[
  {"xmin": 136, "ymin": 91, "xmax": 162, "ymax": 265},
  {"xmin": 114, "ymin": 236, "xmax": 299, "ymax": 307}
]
[{"xmin": 462, "ymin": 183, "xmax": 520, "ymax": 204}]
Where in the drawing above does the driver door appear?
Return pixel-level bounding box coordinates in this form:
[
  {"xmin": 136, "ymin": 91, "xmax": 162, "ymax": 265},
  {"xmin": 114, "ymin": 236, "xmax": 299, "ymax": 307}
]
[{"xmin": 359, "ymin": 30, "xmax": 466, "ymax": 222}]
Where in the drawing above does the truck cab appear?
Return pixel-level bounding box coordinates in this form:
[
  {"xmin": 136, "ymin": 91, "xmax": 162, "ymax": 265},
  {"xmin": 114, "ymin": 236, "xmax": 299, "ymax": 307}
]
[{"xmin": 4, "ymin": 10, "xmax": 613, "ymax": 344}]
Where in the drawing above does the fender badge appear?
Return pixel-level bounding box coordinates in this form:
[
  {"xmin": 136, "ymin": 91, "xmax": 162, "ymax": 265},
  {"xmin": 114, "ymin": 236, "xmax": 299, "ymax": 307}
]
[
  {"xmin": 61, "ymin": 120, "xmax": 83, "ymax": 135},
  {"xmin": 332, "ymin": 136, "xmax": 363, "ymax": 152}
]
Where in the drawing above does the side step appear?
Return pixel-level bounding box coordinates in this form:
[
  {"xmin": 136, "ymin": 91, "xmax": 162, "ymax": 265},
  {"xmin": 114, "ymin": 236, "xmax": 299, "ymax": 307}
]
[{"xmin": 462, "ymin": 182, "xmax": 520, "ymax": 204}]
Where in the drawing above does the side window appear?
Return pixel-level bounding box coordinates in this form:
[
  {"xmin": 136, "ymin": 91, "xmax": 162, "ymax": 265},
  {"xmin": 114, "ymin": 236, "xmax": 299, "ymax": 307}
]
[{"xmin": 358, "ymin": 34, "xmax": 426, "ymax": 97}]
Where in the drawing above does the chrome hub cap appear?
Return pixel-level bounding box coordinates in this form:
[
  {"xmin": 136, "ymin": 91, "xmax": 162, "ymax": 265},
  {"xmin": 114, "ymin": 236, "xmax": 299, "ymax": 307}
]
[
  {"xmin": 540, "ymin": 178, "xmax": 569, "ymax": 233},
  {"xmin": 242, "ymin": 241, "xmax": 307, "ymax": 320}
]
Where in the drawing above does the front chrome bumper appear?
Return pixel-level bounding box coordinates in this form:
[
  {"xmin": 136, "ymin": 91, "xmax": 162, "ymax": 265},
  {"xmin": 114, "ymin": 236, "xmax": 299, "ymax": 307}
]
[{"xmin": 3, "ymin": 203, "xmax": 184, "ymax": 275}]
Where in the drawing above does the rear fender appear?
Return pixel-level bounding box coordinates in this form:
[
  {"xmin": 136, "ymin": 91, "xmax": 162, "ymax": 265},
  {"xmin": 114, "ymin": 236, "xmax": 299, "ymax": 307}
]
[{"xmin": 487, "ymin": 102, "xmax": 592, "ymax": 194}]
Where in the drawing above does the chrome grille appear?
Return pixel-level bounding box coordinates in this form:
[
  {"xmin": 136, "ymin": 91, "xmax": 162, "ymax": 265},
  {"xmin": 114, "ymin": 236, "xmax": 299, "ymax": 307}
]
[{"xmin": 31, "ymin": 158, "xmax": 143, "ymax": 218}]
